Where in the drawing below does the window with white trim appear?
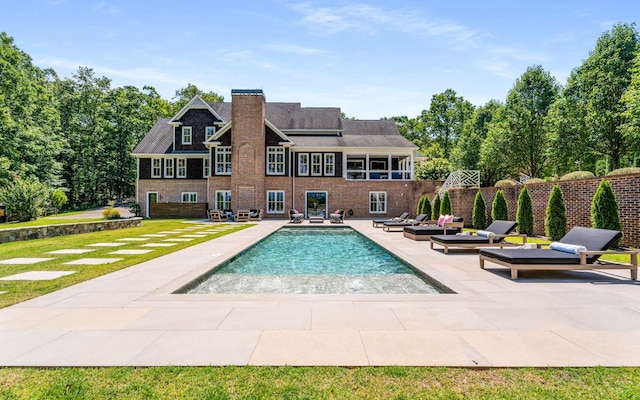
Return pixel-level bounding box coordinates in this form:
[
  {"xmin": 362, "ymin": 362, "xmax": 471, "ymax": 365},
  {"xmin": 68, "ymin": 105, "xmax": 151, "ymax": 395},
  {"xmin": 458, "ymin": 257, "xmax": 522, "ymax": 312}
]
[
  {"xmin": 182, "ymin": 126, "xmax": 192, "ymax": 145},
  {"xmin": 311, "ymin": 153, "xmax": 322, "ymax": 176},
  {"xmin": 324, "ymin": 153, "xmax": 335, "ymax": 176},
  {"xmin": 164, "ymin": 158, "xmax": 174, "ymax": 178},
  {"xmin": 203, "ymin": 157, "xmax": 210, "ymax": 178},
  {"xmin": 266, "ymin": 190, "xmax": 285, "ymax": 214},
  {"xmin": 369, "ymin": 191, "xmax": 387, "ymax": 214},
  {"xmin": 215, "ymin": 146, "xmax": 231, "ymax": 174},
  {"xmin": 215, "ymin": 190, "xmax": 231, "ymax": 211},
  {"xmin": 151, "ymin": 158, "xmax": 161, "ymax": 178},
  {"xmin": 181, "ymin": 192, "xmax": 197, "ymax": 203},
  {"xmin": 298, "ymin": 153, "xmax": 309, "ymax": 176},
  {"xmin": 205, "ymin": 126, "xmax": 215, "ymax": 141},
  {"xmin": 177, "ymin": 158, "xmax": 187, "ymax": 178},
  {"xmin": 267, "ymin": 147, "xmax": 285, "ymax": 175}
]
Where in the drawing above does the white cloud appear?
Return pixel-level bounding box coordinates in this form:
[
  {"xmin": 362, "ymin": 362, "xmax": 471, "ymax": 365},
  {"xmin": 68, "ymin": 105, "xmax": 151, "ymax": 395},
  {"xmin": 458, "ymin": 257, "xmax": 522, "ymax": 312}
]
[{"xmin": 265, "ymin": 43, "xmax": 326, "ymax": 55}]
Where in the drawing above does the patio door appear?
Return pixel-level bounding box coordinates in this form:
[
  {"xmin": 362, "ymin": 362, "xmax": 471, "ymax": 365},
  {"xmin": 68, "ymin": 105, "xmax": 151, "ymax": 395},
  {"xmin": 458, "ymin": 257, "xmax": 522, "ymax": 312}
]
[
  {"xmin": 305, "ymin": 191, "xmax": 327, "ymax": 218},
  {"xmin": 146, "ymin": 192, "xmax": 158, "ymax": 218}
]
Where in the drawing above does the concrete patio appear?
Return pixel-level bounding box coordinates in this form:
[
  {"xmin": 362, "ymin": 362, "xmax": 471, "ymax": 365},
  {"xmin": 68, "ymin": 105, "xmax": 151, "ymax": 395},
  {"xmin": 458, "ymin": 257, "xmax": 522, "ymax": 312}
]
[{"xmin": 1, "ymin": 219, "xmax": 639, "ymax": 367}]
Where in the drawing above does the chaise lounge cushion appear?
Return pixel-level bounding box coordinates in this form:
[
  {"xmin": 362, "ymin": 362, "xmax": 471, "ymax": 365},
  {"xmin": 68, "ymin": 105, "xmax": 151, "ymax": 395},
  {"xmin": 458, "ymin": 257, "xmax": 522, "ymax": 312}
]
[
  {"xmin": 431, "ymin": 220, "xmax": 516, "ymax": 244},
  {"xmin": 404, "ymin": 226, "xmax": 462, "ymax": 236}
]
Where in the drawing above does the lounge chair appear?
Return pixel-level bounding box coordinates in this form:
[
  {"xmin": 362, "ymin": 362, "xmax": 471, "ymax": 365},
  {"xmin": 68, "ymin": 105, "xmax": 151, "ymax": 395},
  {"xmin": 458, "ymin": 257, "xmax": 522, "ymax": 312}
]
[
  {"xmin": 372, "ymin": 212, "xmax": 410, "ymax": 228},
  {"xmin": 289, "ymin": 209, "xmax": 303, "ymax": 223},
  {"xmin": 429, "ymin": 220, "xmax": 523, "ymax": 253},
  {"xmin": 383, "ymin": 214, "xmax": 428, "ymax": 232},
  {"xmin": 479, "ymin": 226, "xmax": 638, "ymax": 280},
  {"xmin": 235, "ymin": 210, "xmax": 250, "ymax": 222},
  {"xmin": 329, "ymin": 209, "xmax": 345, "ymax": 223},
  {"xmin": 249, "ymin": 209, "xmax": 263, "ymax": 221},
  {"xmin": 208, "ymin": 209, "xmax": 229, "ymax": 222},
  {"xmin": 403, "ymin": 217, "xmax": 464, "ymax": 241}
]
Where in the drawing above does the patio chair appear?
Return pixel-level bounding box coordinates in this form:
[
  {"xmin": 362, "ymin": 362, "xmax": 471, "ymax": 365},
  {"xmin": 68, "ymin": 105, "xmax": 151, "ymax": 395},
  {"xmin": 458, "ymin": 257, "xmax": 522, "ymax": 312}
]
[
  {"xmin": 289, "ymin": 209, "xmax": 303, "ymax": 223},
  {"xmin": 429, "ymin": 220, "xmax": 522, "ymax": 252},
  {"xmin": 208, "ymin": 209, "xmax": 229, "ymax": 222},
  {"xmin": 329, "ymin": 209, "xmax": 345, "ymax": 224},
  {"xmin": 235, "ymin": 210, "xmax": 250, "ymax": 222},
  {"xmin": 403, "ymin": 216, "xmax": 464, "ymax": 241},
  {"xmin": 249, "ymin": 209, "xmax": 263, "ymax": 221},
  {"xmin": 479, "ymin": 226, "xmax": 638, "ymax": 280},
  {"xmin": 383, "ymin": 214, "xmax": 428, "ymax": 232},
  {"xmin": 372, "ymin": 212, "xmax": 410, "ymax": 228}
]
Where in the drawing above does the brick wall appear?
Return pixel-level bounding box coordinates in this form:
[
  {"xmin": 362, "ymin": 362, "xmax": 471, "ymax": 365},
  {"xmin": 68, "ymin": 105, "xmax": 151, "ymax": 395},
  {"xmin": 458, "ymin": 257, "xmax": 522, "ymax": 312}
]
[{"xmin": 448, "ymin": 173, "xmax": 640, "ymax": 247}]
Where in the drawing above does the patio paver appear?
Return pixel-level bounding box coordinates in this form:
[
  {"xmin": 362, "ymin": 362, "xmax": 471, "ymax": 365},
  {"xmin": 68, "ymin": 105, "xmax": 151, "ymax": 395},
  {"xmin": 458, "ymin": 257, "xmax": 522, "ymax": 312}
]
[
  {"xmin": 64, "ymin": 258, "xmax": 123, "ymax": 265},
  {"xmin": 0, "ymin": 258, "xmax": 54, "ymax": 265},
  {"xmin": 0, "ymin": 271, "xmax": 75, "ymax": 281}
]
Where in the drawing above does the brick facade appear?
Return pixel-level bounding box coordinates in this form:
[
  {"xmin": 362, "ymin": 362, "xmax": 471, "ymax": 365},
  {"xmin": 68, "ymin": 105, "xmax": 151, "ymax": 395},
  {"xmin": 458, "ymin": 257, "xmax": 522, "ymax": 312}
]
[{"xmin": 448, "ymin": 173, "xmax": 640, "ymax": 247}]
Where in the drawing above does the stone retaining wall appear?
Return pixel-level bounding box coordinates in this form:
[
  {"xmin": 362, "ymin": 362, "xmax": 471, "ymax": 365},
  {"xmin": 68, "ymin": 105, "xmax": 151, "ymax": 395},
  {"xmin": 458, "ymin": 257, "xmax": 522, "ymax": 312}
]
[{"xmin": 0, "ymin": 218, "xmax": 143, "ymax": 244}]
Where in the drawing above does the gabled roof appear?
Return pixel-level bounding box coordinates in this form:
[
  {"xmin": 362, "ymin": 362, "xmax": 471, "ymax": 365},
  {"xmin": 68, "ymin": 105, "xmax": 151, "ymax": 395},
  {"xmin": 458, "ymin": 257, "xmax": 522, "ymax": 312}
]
[
  {"xmin": 170, "ymin": 95, "xmax": 224, "ymax": 124},
  {"xmin": 133, "ymin": 118, "xmax": 172, "ymax": 154}
]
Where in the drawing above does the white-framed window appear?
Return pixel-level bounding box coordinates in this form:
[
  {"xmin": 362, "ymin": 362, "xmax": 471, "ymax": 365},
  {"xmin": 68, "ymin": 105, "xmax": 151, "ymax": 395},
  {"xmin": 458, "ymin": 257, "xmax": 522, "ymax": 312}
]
[
  {"xmin": 182, "ymin": 126, "xmax": 192, "ymax": 145},
  {"xmin": 346, "ymin": 159, "xmax": 365, "ymax": 180},
  {"xmin": 177, "ymin": 158, "xmax": 187, "ymax": 178},
  {"xmin": 215, "ymin": 190, "xmax": 231, "ymax": 211},
  {"xmin": 203, "ymin": 157, "xmax": 210, "ymax": 178},
  {"xmin": 205, "ymin": 126, "xmax": 215, "ymax": 141},
  {"xmin": 151, "ymin": 158, "xmax": 161, "ymax": 178},
  {"xmin": 164, "ymin": 158, "xmax": 174, "ymax": 178},
  {"xmin": 311, "ymin": 153, "xmax": 322, "ymax": 176},
  {"xmin": 267, "ymin": 147, "xmax": 285, "ymax": 175},
  {"xmin": 298, "ymin": 153, "xmax": 309, "ymax": 176},
  {"xmin": 369, "ymin": 191, "xmax": 387, "ymax": 214},
  {"xmin": 266, "ymin": 190, "xmax": 285, "ymax": 214},
  {"xmin": 181, "ymin": 192, "xmax": 197, "ymax": 203},
  {"xmin": 215, "ymin": 146, "xmax": 232, "ymax": 175},
  {"xmin": 324, "ymin": 153, "xmax": 335, "ymax": 176}
]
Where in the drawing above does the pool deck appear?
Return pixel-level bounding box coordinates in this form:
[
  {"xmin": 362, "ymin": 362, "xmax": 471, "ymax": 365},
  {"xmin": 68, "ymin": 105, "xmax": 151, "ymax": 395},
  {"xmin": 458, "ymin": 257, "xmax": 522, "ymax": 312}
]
[{"xmin": 1, "ymin": 219, "xmax": 639, "ymax": 367}]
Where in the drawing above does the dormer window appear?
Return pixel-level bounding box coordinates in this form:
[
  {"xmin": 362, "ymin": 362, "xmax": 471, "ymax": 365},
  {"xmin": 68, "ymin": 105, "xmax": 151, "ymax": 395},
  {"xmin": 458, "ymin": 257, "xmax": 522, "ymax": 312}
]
[
  {"xmin": 182, "ymin": 126, "xmax": 192, "ymax": 145},
  {"xmin": 205, "ymin": 126, "xmax": 215, "ymax": 141}
]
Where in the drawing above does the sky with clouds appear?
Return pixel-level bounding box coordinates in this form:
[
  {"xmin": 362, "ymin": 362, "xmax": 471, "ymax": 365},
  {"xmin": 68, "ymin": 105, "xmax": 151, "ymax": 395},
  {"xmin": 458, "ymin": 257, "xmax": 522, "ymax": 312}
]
[{"xmin": 2, "ymin": 0, "xmax": 638, "ymax": 119}]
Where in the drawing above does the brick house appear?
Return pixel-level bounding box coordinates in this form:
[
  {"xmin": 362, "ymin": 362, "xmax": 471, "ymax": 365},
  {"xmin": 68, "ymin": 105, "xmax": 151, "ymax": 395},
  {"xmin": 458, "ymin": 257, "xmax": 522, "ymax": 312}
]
[{"xmin": 133, "ymin": 89, "xmax": 422, "ymax": 219}]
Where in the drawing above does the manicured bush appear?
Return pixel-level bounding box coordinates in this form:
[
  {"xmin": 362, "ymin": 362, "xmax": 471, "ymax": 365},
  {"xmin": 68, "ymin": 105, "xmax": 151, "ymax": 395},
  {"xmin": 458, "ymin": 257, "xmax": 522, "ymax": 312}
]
[
  {"xmin": 524, "ymin": 178, "xmax": 546, "ymax": 184},
  {"xmin": 494, "ymin": 179, "xmax": 516, "ymax": 187},
  {"xmin": 440, "ymin": 191, "xmax": 452, "ymax": 215},
  {"xmin": 606, "ymin": 167, "xmax": 640, "ymax": 176},
  {"xmin": 559, "ymin": 171, "xmax": 595, "ymax": 181},
  {"xmin": 431, "ymin": 194, "xmax": 441, "ymax": 219},
  {"xmin": 0, "ymin": 177, "xmax": 49, "ymax": 222},
  {"xmin": 545, "ymin": 185, "xmax": 567, "ymax": 241},
  {"xmin": 102, "ymin": 208, "xmax": 121, "ymax": 220},
  {"xmin": 472, "ymin": 190, "xmax": 487, "ymax": 229},
  {"xmin": 129, "ymin": 202, "xmax": 141, "ymax": 217},
  {"xmin": 491, "ymin": 190, "xmax": 508, "ymax": 221},
  {"xmin": 420, "ymin": 194, "xmax": 432, "ymax": 217},
  {"xmin": 590, "ymin": 179, "xmax": 621, "ymax": 232},
  {"xmin": 416, "ymin": 195, "xmax": 425, "ymax": 216},
  {"xmin": 515, "ymin": 186, "xmax": 534, "ymax": 235},
  {"xmin": 50, "ymin": 189, "xmax": 68, "ymax": 215}
]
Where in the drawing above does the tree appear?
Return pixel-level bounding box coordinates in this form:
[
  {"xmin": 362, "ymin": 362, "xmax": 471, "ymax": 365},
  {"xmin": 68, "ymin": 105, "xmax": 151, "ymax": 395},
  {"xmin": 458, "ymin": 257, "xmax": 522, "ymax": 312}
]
[
  {"xmin": 50, "ymin": 189, "xmax": 68, "ymax": 215},
  {"xmin": 431, "ymin": 194, "xmax": 441, "ymax": 219},
  {"xmin": 420, "ymin": 194, "xmax": 432, "ymax": 217},
  {"xmin": 440, "ymin": 191, "xmax": 452, "ymax": 215},
  {"xmin": 171, "ymin": 83, "xmax": 224, "ymax": 113},
  {"xmin": 387, "ymin": 115, "xmax": 425, "ymax": 145},
  {"xmin": 0, "ymin": 177, "xmax": 49, "ymax": 221},
  {"xmin": 420, "ymin": 89, "xmax": 474, "ymax": 158},
  {"xmin": 590, "ymin": 179, "xmax": 621, "ymax": 231},
  {"xmin": 414, "ymin": 158, "xmax": 452, "ymax": 180},
  {"xmin": 480, "ymin": 106, "xmax": 517, "ymax": 185},
  {"xmin": 621, "ymin": 49, "xmax": 640, "ymax": 158},
  {"xmin": 491, "ymin": 190, "xmax": 508, "ymax": 221},
  {"xmin": 472, "ymin": 190, "xmax": 487, "ymax": 229},
  {"xmin": 545, "ymin": 185, "xmax": 567, "ymax": 240},
  {"xmin": 416, "ymin": 195, "xmax": 425, "ymax": 216},
  {"xmin": 516, "ymin": 186, "xmax": 534, "ymax": 235},
  {"xmin": 451, "ymin": 100, "xmax": 502, "ymax": 174}
]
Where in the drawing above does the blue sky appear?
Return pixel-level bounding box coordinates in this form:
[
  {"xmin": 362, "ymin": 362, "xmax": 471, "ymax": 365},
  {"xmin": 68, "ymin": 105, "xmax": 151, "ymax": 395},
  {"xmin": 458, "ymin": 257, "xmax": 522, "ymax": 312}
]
[{"xmin": 2, "ymin": 0, "xmax": 638, "ymax": 119}]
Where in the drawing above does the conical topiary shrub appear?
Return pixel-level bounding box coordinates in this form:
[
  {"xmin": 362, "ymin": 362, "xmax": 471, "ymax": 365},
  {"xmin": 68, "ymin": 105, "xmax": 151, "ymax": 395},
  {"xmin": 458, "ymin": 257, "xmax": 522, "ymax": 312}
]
[
  {"xmin": 472, "ymin": 190, "xmax": 487, "ymax": 229},
  {"xmin": 516, "ymin": 186, "xmax": 534, "ymax": 235},
  {"xmin": 416, "ymin": 195, "xmax": 425, "ymax": 216},
  {"xmin": 420, "ymin": 194, "xmax": 432, "ymax": 217},
  {"xmin": 545, "ymin": 184, "xmax": 567, "ymax": 241},
  {"xmin": 432, "ymin": 194, "xmax": 441, "ymax": 219},
  {"xmin": 491, "ymin": 189, "xmax": 508, "ymax": 221},
  {"xmin": 440, "ymin": 191, "xmax": 452, "ymax": 215},
  {"xmin": 590, "ymin": 179, "xmax": 621, "ymax": 232}
]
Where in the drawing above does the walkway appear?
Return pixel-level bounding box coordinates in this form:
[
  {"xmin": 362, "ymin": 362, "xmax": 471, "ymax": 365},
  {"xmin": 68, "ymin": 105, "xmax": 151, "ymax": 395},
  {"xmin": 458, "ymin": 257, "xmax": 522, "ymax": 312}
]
[{"xmin": 1, "ymin": 219, "xmax": 639, "ymax": 366}]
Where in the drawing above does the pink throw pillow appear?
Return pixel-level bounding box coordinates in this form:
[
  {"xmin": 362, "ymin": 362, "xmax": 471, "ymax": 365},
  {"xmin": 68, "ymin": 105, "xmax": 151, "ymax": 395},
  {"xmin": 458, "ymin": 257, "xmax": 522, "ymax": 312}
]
[
  {"xmin": 437, "ymin": 215, "xmax": 445, "ymax": 227},
  {"xmin": 444, "ymin": 215, "xmax": 454, "ymax": 224}
]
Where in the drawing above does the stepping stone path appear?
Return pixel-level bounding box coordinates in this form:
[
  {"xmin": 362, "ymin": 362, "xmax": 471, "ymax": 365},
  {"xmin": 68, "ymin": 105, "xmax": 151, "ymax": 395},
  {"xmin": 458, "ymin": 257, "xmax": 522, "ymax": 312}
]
[
  {"xmin": 0, "ymin": 271, "xmax": 76, "ymax": 280},
  {"xmin": 87, "ymin": 242, "xmax": 126, "ymax": 247},
  {"xmin": 163, "ymin": 238, "xmax": 193, "ymax": 242},
  {"xmin": 0, "ymin": 258, "xmax": 54, "ymax": 264},
  {"xmin": 181, "ymin": 234, "xmax": 206, "ymax": 238},
  {"xmin": 142, "ymin": 234, "xmax": 167, "ymax": 237},
  {"xmin": 64, "ymin": 258, "xmax": 123, "ymax": 265},
  {"xmin": 109, "ymin": 250, "xmax": 154, "ymax": 255},
  {"xmin": 141, "ymin": 243, "xmax": 177, "ymax": 247},
  {"xmin": 116, "ymin": 237, "xmax": 149, "ymax": 242},
  {"xmin": 46, "ymin": 249, "xmax": 95, "ymax": 254}
]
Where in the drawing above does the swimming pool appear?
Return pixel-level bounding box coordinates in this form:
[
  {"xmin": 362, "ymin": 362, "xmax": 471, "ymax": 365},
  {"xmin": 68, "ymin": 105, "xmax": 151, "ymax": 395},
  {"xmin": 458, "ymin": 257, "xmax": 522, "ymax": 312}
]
[{"xmin": 179, "ymin": 226, "xmax": 449, "ymax": 295}]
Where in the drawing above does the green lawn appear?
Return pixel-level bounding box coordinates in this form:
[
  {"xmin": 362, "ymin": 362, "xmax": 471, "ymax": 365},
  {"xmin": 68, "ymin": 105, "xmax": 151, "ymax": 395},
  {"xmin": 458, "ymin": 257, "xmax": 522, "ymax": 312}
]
[
  {"xmin": 0, "ymin": 211, "xmax": 101, "ymax": 228},
  {"xmin": 0, "ymin": 219, "xmax": 252, "ymax": 308}
]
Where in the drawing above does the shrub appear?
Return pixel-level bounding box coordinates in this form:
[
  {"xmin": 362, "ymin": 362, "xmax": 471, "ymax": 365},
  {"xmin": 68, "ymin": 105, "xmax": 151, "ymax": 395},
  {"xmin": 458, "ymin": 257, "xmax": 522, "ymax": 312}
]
[
  {"xmin": 419, "ymin": 194, "xmax": 432, "ymax": 217},
  {"xmin": 516, "ymin": 186, "xmax": 534, "ymax": 235},
  {"xmin": 606, "ymin": 167, "xmax": 640, "ymax": 176},
  {"xmin": 524, "ymin": 178, "xmax": 546, "ymax": 184},
  {"xmin": 431, "ymin": 194, "xmax": 441, "ymax": 219},
  {"xmin": 472, "ymin": 190, "xmax": 487, "ymax": 229},
  {"xmin": 50, "ymin": 189, "xmax": 68, "ymax": 215},
  {"xmin": 494, "ymin": 179, "xmax": 516, "ymax": 187},
  {"xmin": 102, "ymin": 208, "xmax": 121, "ymax": 220},
  {"xmin": 590, "ymin": 179, "xmax": 620, "ymax": 232},
  {"xmin": 545, "ymin": 185, "xmax": 567, "ymax": 241},
  {"xmin": 559, "ymin": 171, "xmax": 595, "ymax": 181},
  {"xmin": 129, "ymin": 202, "xmax": 141, "ymax": 217},
  {"xmin": 440, "ymin": 191, "xmax": 452, "ymax": 215},
  {"xmin": 491, "ymin": 190, "xmax": 508, "ymax": 221},
  {"xmin": 0, "ymin": 177, "xmax": 49, "ymax": 222},
  {"xmin": 416, "ymin": 195, "xmax": 425, "ymax": 216}
]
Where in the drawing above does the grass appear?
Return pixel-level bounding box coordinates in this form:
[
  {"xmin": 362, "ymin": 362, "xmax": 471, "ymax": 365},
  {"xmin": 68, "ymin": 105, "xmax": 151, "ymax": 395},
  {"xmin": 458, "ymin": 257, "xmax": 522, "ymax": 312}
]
[
  {"xmin": 0, "ymin": 219, "xmax": 252, "ymax": 308},
  {"xmin": 1, "ymin": 366, "xmax": 639, "ymax": 399}
]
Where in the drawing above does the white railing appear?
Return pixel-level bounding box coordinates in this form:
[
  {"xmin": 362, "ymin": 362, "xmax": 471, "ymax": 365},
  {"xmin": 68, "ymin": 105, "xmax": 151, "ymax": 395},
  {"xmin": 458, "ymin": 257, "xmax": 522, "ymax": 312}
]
[{"xmin": 438, "ymin": 170, "xmax": 480, "ymax": 197}]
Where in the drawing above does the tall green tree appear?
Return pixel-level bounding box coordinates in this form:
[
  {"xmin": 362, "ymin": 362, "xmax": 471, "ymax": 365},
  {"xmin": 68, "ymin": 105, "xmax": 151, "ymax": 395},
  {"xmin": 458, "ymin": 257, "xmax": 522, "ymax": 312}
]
[
  {"xmin": 431, "ymin": 194, "xmax": 441, "ymax": 219},
  {"xmin": 171, "ymin": 83, "xmax": 224, "ymax": 113},
  {"xmin": 545, "ymin": 185, "xmax": 567, "ymax": 240},
  {"xmin": 440, "ymin": 191, "xmax": 452, "ymax": 215},
  {"xmin": 420, "ymin": 89, "xmax": 474, "ymax": 158},
  {"xmin": 621, "ymin": 49, "xmax": 640, "ymax": 157},
  {"xmin": 480, "ymin": 106, "xmax": 516, "ymax": 185},
  {"xmin": 472, "ymin": 190, "xmax": 487, "ymax": 229},
  {"xmin": 590, "ymin": 179, "xmax": 621, "ymax": 232},
  {"xmin": 491, "ymin": 190, "xmax": 509, "ymax": 221},
  {"xmin": 451, "ymin": 100, "xmax": 502, "ymax": 173},
  {"xmin": 516, "ymin": 186, "xmax": 534, "ymax": 235}
]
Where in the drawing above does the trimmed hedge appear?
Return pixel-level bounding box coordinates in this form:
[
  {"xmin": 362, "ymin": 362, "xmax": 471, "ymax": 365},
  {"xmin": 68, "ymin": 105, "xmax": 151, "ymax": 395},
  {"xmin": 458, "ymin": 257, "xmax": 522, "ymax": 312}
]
[
  {"xmin": 560, "ymin": 171, "xmax": 595, "ymax": 181},
  {"xmin": 431, "ymin": 194, "xmax": 441, "ymax": 220},
  {"xmin": 491, "ymin": 190, "xmax": 508, "ymax": 221},
  {"xmin": 440, "ymin": 192, "xmax": 452, "ymax": 215},
  {"xmin": 472, "ymin": 190, "xmax": 487, "ymax": 229},
  {"xmin": 545, "ymin": 184, "xmax": 567, "ymax": 241},
  {"xmin": 494, "ymin": 179, "xmax": 516, "ymax": 187},
  {"xmin": 590, "ymin": 179, "xmax": 621, "ymax": 232},
  {"xmin": 516, "ymin": 186, "xmax": 534, "ymax": 235}
]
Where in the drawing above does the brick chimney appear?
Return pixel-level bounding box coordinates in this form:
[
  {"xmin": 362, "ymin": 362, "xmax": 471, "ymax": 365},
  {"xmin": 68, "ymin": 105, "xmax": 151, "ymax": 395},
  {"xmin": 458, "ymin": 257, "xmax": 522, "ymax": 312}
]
[{"xmin": 230, "ymin": 89, "xmax": 266, "ymax": 211}]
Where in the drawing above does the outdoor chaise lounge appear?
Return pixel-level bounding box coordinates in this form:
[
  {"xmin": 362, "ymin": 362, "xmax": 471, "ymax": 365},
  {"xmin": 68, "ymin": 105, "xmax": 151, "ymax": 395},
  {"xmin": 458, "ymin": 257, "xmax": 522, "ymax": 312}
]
[
  {"xmin": 289, "ymin": 209, "xmax": 303, "ymax": 223},
  {"xmin": 249, "ymin": 209, "xmax": 263, "ymax": 221},
  {"xmin": 429, "ymin": 220, "xmax": 522, "ymax": 252},
  {"xmin": 235, "ymin": 210, "xmax": 250, "ymax": 222},
  {"xmin": 403, "ymin": 216, "xmax": 464, "ymax": 241},
  {"xmin": 479, "ymin": 226, "xmax": 638, "ymax": 280},
  {"xmin": 329, "ymin": 209, "xmax": 345, "ymax": 223},
  {"xmin": 383, "ymin": 214, "xmax": 428, "ymax": 232},
  {"xmin": 372, "ymin": 212, "xmax": 410, "ymax": 227}
]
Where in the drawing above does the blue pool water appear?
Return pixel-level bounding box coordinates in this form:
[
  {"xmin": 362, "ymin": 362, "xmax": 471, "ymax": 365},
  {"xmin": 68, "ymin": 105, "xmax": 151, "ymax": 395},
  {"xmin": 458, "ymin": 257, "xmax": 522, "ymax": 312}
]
[{"xmin": 181, "ymin": 226, "xmax": 446, "ymax": 294}]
